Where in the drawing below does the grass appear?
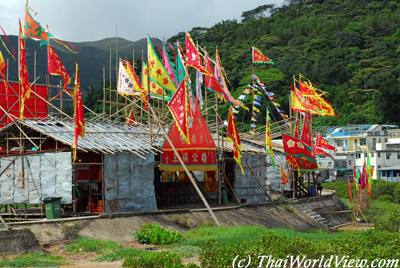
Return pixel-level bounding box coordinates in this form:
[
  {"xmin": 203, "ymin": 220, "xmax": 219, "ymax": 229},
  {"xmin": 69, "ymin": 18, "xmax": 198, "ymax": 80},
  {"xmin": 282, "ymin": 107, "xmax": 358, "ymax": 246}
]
[
  {"xmin": 64, "ymin": 236, "xmax": 123, "ymax": 255},
  {"xmin": 97, "ymin": 248, "xmax": 141, "ymax": 262},
  {"xmin": 0, "ymin": 253, "xmax": 66, "ymax": 267}
]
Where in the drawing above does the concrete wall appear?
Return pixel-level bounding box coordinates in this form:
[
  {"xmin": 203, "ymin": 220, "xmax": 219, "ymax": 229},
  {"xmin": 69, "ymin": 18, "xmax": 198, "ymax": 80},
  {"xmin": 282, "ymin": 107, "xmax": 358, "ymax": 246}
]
[
  {"xmin": 0, "ymin": 229, "xmax": 41, "ymax": 256},
  {"xmin": 104, "ymin": 152, "xmax": 157, "ymax": 213}
]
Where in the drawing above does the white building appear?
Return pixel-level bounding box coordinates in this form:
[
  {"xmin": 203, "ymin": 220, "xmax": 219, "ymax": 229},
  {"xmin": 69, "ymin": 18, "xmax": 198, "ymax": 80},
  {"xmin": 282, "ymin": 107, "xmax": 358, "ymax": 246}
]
[{"xmin": 327, "ymin": 125, "xmax": 399, "ymax": 180}]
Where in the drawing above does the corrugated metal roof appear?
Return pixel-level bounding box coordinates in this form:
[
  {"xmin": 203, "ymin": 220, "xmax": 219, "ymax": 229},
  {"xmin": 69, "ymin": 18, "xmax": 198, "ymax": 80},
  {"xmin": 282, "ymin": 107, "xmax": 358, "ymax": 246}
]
[{"xmin": 2, "ymin": 118, "xmax": 161, "ymax": 158}]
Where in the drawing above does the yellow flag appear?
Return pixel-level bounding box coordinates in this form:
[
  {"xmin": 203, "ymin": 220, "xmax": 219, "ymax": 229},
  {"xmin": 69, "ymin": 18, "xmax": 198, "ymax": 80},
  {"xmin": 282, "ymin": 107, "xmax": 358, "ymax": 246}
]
[{"xmin": 147, "ymin": 36, "xmax": 176, "ymax": 94}]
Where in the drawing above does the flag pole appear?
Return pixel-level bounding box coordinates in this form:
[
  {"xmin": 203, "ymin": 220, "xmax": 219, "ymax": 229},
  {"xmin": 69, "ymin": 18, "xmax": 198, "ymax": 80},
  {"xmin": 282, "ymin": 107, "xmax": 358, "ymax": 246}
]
[{"xmin": 148, "ymin": 105, "xmax": 220, "ymax": 226}]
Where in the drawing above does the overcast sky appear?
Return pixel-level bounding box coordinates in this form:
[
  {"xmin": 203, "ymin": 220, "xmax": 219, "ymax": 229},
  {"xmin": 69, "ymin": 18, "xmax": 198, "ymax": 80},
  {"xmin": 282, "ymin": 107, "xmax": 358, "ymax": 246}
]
[{"xmin": 0, "ymin": 0, "xmax": 282, "ymax": 42}]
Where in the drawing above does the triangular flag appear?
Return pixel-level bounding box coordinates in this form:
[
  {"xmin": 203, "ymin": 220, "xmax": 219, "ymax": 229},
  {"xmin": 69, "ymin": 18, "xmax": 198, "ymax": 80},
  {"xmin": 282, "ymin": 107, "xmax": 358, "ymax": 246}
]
[
  {"xmin": 265, "ymin": 108, "xmax": 275, "ymax": 165},
  {"xmin": 168, "ymin": 78, "xmax": 190, "ymax": 144},
  {"xmin": 185, "ymin": 32, "xmax": 204, "ymax": 73},
  {"xmin": 117, "ymin": 59, "xmax": 142, "ymax": 96},
  {"xmin": 252, "ymin": 47, "xmax": 273, "ymax": 64},
  {"xmin": 48, "ymin": 45, "xmax": 71, "ymax": 94},
  {"xmin": 24, "ymin": 1, "xmax": 51, "ymax": 42}
]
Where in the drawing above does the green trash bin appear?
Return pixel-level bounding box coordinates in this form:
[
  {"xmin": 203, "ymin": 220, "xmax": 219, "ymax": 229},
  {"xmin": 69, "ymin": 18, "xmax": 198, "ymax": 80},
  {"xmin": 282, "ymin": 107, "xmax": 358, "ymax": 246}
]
[{"xmin": 43, "ymin": 197, "xmax": 62, "ymax": 219}]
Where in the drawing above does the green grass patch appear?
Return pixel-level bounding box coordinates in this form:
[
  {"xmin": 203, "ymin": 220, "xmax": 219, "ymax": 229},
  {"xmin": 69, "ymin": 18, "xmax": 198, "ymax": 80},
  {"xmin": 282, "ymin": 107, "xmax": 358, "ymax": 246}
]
[
  {"xmin": 0, "ymin": 253, "xmax": 66, "ymax": 267},
  {"xmin": 64, "ymin": 236, "xmax": 123, "ymax": 255}
]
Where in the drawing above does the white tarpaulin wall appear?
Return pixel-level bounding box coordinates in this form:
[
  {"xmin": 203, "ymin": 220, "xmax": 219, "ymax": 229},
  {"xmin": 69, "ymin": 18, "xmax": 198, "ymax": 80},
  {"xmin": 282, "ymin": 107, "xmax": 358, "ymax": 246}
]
[{"xmin": 0, "ymin": 152, "xmax": 72, "ymax": 204}]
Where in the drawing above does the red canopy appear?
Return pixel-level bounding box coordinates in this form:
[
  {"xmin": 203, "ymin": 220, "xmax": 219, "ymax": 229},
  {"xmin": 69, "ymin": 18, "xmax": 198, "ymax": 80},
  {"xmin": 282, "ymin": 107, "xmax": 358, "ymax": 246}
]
[{"xmin": 160, "ymin": 101, "xmax": 217, "ymax": 172}]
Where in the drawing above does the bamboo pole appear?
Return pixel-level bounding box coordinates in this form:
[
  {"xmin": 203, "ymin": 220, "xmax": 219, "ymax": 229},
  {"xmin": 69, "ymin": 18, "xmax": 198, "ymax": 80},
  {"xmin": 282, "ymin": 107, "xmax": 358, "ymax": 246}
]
[{"xmin": 149, "ymin": 105, "xmax": 220, "ymax": 226}]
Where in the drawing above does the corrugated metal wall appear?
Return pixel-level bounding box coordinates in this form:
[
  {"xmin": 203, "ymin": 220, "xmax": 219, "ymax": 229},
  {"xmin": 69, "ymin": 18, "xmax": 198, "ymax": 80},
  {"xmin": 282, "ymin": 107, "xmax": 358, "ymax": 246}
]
[
  {"xmin": 234, "ymin": 152, "xmax": 285, "ymax": 204},
  {"xmin": 104, "ymin": 152, "xmax": 157, "ymax": 213},
  {"xmin": 0, "ymin": 152, "xmax": 72, "ymax": 204}
]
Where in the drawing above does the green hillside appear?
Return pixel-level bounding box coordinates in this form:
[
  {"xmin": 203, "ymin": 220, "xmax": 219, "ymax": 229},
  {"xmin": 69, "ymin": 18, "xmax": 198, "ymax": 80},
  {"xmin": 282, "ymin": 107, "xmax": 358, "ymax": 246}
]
[{"xmin": 171, "ymin": 0, "xmax": 400, "ymax": 126}]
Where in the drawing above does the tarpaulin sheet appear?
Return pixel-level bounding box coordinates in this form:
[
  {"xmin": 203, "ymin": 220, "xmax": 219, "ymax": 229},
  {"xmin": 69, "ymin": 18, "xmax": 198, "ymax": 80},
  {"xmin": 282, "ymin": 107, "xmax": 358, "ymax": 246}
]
[{"xmin": 0, "ymin": 81, "xmax": 48, "ymax": 128}]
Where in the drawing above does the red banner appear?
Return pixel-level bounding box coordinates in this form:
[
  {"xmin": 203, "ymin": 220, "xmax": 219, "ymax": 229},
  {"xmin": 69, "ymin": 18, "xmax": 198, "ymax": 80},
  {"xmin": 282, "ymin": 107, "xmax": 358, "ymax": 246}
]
[
  {"xmin": 161, "ymin": 100, "xmax": 217, "ymax": 172},
  {"xmin": 0, "ymin": 81, "xmax": 48, "ymax": 128},
  {"xmin": 282, "ymin": 134, "xmax": 318, "ymax": 171}
]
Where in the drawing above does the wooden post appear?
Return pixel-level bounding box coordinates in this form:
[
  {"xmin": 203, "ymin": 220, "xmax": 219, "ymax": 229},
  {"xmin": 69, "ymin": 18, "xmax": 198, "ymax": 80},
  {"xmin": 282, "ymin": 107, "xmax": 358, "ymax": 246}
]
[
  {"xmin": 149, "ymin": 106, "xmax": 220, "ymax": 226},
  {"xmin": 103, "ymin": 66, "xmax": 106, "ymax": 115}
]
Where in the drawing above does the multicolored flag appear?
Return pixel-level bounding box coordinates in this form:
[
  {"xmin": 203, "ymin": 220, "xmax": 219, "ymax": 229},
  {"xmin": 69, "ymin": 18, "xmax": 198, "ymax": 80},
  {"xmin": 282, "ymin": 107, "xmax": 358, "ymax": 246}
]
[
  {"xmin": 353, "ymin": 165, "xmax": 359, "ymax": 191},
  {"xmin": 147, "ymin": 36, "xmax": 177, "ymax": 94},
  {"xmin": 291, "ymin": 79, "xmax": 335, "ymax": 117},
  {"xmin": 280, "ymin": 164, "xmax": 288, "ymax": 186},
  {"xmin": 19, "ymin": 20, "xmax": 31, "ymax": 119},
  {"xmin": 162, "ymin": 40, "xmax": 178, "ymax": 87},
  {"xmin": 347, "ymin": 176, "xmax": 353, "ymax": 203},
  {"xmin": 72, "ymin": 63, "xmax": 85, "ymax": 162},
  {"xmin": 360, "ymin": 160, "xmax": 367, "ymax": 190},
  {"xmin": 117, "ymin": 59, "xmax": 143, "ymax": 96},
  {"xmin": 168, "ymin": 78, "xmax": 190, "ymax": 144},
  {"xmin": 24, "ymin": 2, "xmax": 51, "ymax": 42},
  {"xmin": 314, "ymin": 146, "xmax": 334, "ymax": 159},
  {"xmin": 176, "ymin": 44, "xmax": 187, "ymax": 85},
  {"xmin": 282, "ymin": 134, "xmax": 318, "ymax": 172},
  {"xmin": 265, "ymin": 108, "xmax": 275, "ymax": 165},
  {"xmin": 185, "ymin": 32, "xmax": 204, "ymax": 73},
  {"xmin": 214, "ymin": 48, "xmax": 242, "ymax": 107},
  {"xmin": 251, "ymin": 47, "xmax": 273, "ymax": 64},
  {"xmin": 47, "ymin": 45, "xmax": 70, "ymax": 93},
  {"xmin": 227, "ymin": 107, "xmax": 244, "ymax": 174},
  {"xmin": 195, "ymin": 70, "xmax": 203, "ymax": 107},
  {"xmin": 0, "ymin": 50, "xmax": 5, "ymax": 78}
]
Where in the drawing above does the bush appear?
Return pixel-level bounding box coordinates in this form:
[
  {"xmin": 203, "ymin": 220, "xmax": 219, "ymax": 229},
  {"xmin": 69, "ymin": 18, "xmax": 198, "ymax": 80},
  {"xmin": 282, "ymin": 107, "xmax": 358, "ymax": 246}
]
[
  {"xmin": 136, "ymin": 223, "xmax": 183, "ymax": 245},
  {"xmin": 123, "ymin": 251, "xmax": 184, "ymax": 268},
  {"xmin": 375, "ymin": 212, "xmax": 400, "ymax": 232},
  {"xmin": 199, "ymin": 230, "xmax": 400, "ymax": 267}
]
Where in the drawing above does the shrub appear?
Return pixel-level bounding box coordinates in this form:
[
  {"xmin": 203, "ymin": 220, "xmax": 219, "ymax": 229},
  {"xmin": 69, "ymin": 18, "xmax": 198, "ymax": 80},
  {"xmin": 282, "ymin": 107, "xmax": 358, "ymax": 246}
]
[
  {"xmin": 375, "ymin": 212, "xmax": 400, "ymax": 232},
  {"xmin": 136, "ymin": 223, "xmax": 183, "ymax": 245}
]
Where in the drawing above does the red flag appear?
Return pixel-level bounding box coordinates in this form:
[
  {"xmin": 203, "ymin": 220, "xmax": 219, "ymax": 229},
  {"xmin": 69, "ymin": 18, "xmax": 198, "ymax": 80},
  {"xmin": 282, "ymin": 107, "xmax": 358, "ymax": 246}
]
[
  {"xmin": 72, "ymin": 63, "xmax": 85, "ymax": 161},
  {"xmin": 300, "ymin": 113, "xmax": 312, "ymax": 147},
  {"xmin": 185, "ymin": 32, "xmax": 204, "ymax": 73},
  {"xmin": 280, "ymin": 164, "xmax": 288, "ymax": 185},
  {"xmin": 314, "ymin": 146, "xmax": 334, "ymax": 159},
  {"xmin": 316, "ymin": 133, "xmax": 336, "ymax": 151},
  {"xmin": 204, "ymin": 53, "xmax": 226, "ymax": 96},
  {"xmin": 168, "ymin": 78, "xmax": 190, "ymax": 144},
  {"xmin": 360, "ymin": 160, "xmax": 367, "ymax": 190},
  {"xmin": 252, "ymin": 47, "xmax": 273, "ymax": 64},
  {"xmin": 19, "ymin": 20, "xmax": 31, "ymax": 119},
  {"xmin": 126, "ymin": 109, "xmax": 136, "ymax": 126},
  {"xmin": 227, "ymin": 107, "xmax": 244, "ymax": 174},
  {"xmin": 48, "ymin": 45, "xmax": 71, "ymax": 94},
  {"xmin": 347, "ymin": 176, "xmax": 353, "ymax": 203}
]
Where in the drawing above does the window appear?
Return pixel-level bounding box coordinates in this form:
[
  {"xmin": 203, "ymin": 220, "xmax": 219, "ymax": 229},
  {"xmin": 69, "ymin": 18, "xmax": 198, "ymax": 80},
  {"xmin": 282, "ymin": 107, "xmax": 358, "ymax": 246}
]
[
  {"xmin": 371, "ymin": 152, "xmax": 374, "ymax": 157},
  {"xmin": 382, "ymin": 171, "xmax": 387, "ymax": 177},
  {"xmin": 386, "ymin": 153, "xmax": 390, "ymax": 160},
  {"xmin": 397, "ymin": 152, "xmax": 400, "ymax": 159},
  {"xmin": 360, "ymin": 138, "xmax": 366, "ymax": 145},
  {"xmin": 378, "ymin": 152, "xmax": 381, "ymax": 158},
  {"xmin": 356, "ymin": 153, "xmax": 361, "ymax": 159},
  {"xmin": 385, "ymin": 138, "xmax": 388, "ymax": 143}
]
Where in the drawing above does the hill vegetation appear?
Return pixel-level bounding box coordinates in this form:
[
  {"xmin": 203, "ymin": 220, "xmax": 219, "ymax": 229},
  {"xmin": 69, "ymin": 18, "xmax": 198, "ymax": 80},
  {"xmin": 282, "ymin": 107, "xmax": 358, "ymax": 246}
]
[{"xmin": 171, "ymin": 0, "xmax": 400, "ymax": 127}]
